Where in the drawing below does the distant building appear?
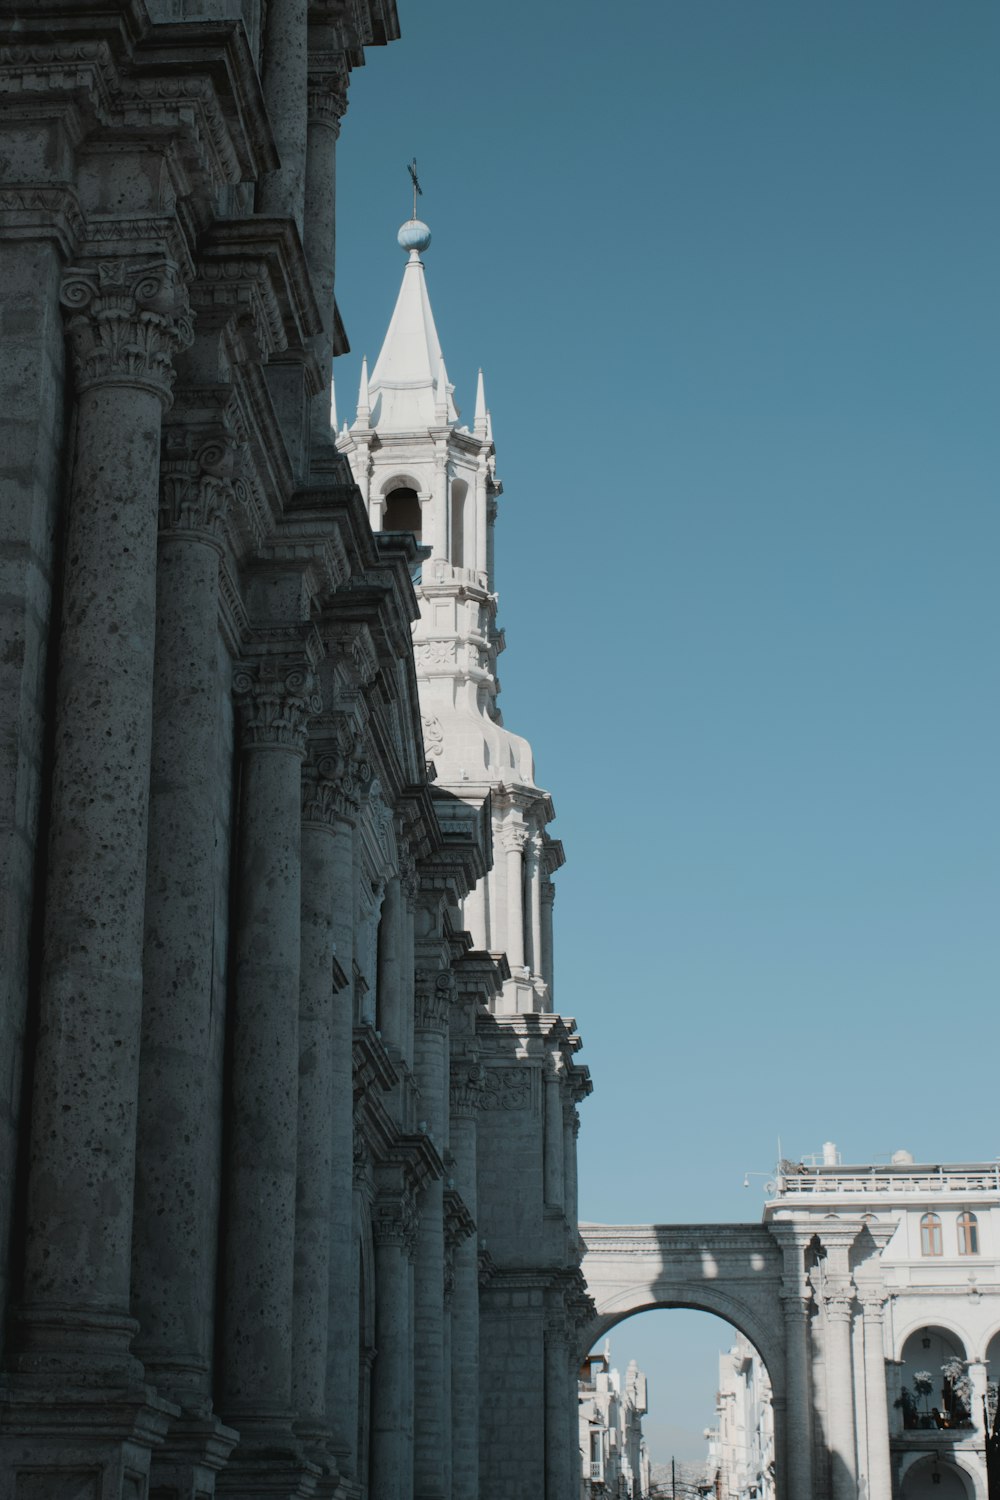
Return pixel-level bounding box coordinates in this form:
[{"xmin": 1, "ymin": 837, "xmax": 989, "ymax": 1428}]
[
  {"xmin": 579, "ymin": 1347, "xmax": 652, "ymax": 1498},
  {"xmin": 703, "ymin": 1332, "xmax": 775, "ymax": 1500}
]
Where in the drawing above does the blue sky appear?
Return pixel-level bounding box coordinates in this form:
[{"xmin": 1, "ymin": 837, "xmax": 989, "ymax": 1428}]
[{"xmin": 335, "ymin": 0, "xmax": 1000, "ymax": 1462}]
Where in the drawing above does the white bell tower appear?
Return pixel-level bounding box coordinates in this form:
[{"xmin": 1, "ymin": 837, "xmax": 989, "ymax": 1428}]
[{"xmin": 338, "ymin": 216, "xmax": 561, "ymax": 1014}]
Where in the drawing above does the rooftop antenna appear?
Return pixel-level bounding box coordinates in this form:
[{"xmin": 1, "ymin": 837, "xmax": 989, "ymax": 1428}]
[{"xmin": 406, "ymin": 157, "xmax": 422, "ymax": 220}]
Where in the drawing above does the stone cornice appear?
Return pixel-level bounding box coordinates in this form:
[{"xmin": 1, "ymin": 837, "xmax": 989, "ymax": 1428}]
[
  {"xmin": 0, "ymin": 182, "xmax": 84, "ymax": 257},
  {"xmin": 443, "ymin": 1188, "xmax": 476, "ymax": 1249}
]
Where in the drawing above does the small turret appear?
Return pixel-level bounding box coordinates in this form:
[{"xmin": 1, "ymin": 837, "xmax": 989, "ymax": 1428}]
[{"xmin": 355, "ymin": 355, "xmax": 370, "ymax": 429}]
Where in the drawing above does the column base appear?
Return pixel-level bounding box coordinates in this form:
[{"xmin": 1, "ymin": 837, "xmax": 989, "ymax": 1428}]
[
  {"xmin": 0, "ymin": 1377, "xmax": 176, "ymax": 1500},
  {"xmin": 215, "ymin": 1448, "xmax": 320, "ymax": 1500},
  {"xmin": 149, "ymin": 1412, "xmax": 240, "ymax": 1500}
]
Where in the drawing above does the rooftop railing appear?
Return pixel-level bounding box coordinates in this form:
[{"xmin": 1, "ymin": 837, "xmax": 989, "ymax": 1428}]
[{"xmin": 771, "ymin": 1164, "xmax": 1000, "ymax": 1198}]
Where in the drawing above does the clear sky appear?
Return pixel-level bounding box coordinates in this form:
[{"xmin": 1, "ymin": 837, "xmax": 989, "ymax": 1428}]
[{"xmin": 334, "ymin": 0, "xmax": 1000, "ymax": 1464}]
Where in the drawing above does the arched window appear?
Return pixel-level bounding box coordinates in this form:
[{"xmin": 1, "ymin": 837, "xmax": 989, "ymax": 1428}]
[
  {"xmin": 958, "ymin": 1211, "xmax": 979, "ymax": 1256},
  {"xmin": 920, "ymin": 1212, "xmax": 943, "ymax": 1256},
  {"xmin": 383, "ymin": 485, "xmax": 422, "ymax": 538}
]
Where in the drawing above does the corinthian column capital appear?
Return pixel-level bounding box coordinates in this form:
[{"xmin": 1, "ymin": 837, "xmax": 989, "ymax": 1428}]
[
  {"xmin": 233, "ymin": 657, "xmax": 321, "ymax": 754},
  {"xmin": 61, "ymin": 257, "xmax": 193, "ymax": 404}
]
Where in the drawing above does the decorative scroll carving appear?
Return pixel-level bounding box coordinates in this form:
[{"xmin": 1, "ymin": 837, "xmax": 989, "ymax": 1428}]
[
  {"xmin": 498, "ymin": 825, "xmax": 529, "ymax": 855},
  {"xmin": 450, "ymin": 1060, "xmax": 486, "ymax": 1117},
  {"xmin": 414, "ymin": 969, "xmax": 455, "ymax": 1032},
  {"xmin": 159, "ymin": 423, "xmax": 241, "ymax": 541},
  {"xmin": 421, "ymin": 713, "xmax": 444, "ymax": 759},
  {"xmin": 372, "ymin": 1194, "xmax": 418, "ymax": 1255},
  {"xmin": 479, "ymin": 1066, "xmax": 532, "ymax": 1112},
  {"xmin": 60, "ymin": 258, "xmax": 193, "ymax": 402},
  {"xmin": 233, "ymin": 658, "xmax": 321, "ymax": 753}
]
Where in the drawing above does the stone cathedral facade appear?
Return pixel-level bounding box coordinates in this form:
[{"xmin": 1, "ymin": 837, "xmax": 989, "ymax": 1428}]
[{"xmin": 0, "ymin": 4, "xmax": 589, "ymax": 1500}]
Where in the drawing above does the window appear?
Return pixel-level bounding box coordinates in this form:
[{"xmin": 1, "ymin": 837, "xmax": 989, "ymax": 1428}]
[
  {"xmin": 958, "ymin": 1211, "xmax": 979, "ymax": 1256},
  {"xmin": 920, "ymin": 1212, "xmax": 943, "ymax": 1256}
]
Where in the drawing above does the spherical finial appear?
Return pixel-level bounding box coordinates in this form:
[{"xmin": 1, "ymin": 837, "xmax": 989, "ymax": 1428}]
[{"xmin": 398, "ymin": 218, "xmax": 431, "ymax": 254}]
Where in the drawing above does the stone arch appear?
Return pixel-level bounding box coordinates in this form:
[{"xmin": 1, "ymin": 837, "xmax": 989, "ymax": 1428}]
[
  {"xmin": 894, "ymin": 1314, "xmax": 972, "ymax": 1363},
  {"xmin": 898, "ymin": 1449, "xmax": 985, "ymax": 1499},
  {"xmin": 584, "ymin": 1288, "xmax": 784, "ymax": 1401}
]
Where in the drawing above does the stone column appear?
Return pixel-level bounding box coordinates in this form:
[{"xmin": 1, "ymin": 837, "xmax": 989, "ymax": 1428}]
[
  {"xmin": 219, "ymin": 655, "xmax": 319, "ymax": 1452},
  {"xmin": 540, "ymin": 879, "xmax": 556, "ymax": 1006},
  {"xmin": 376, "ymin": 874, "xmax": 405, "ymax": 1050},
  {"xmin": 15, "ymin": 258, "xmax": 190, "ymax": 1380},
  {"xmin": 502, "ymin": 826, "xmax": 526, "ymax": 970},
  {"xmin": 857, "ymin": 1291, "xmax": 892, "ymax": 1500},
  {"xmin": 257, "ymin": 0, "xmax": 308, "ymax": 231},
  {"xmin": 822, "ymin": 1288, "xmax": 858, "ymax": 1500},
  {"xmin": 412, "ymin": 967, "xmax": 451, "ymax": 1500},
  {"xmin": 563, "ymin": 1105, "xmax": 580, "ymax": 1230},
  {"xmin": 303, "ymin": 57, "xmax": 347, "ymax": 414},
  {"xmin": 527, "ymin": 833, "xmax": 543, "ymax": 979},
  {"xmin": 432, "ymin": 446, "xmax": 448, "ymax": 561},
  {"xmin": 290, "ymin": 758, "xmax": 343, "ymax": 1472},
  {"xmin": 370, "ymin": 1189, "xmax": 416, "ymax": 1500},
  {"xmin": 968, "ymin": 1359, "xmax": 989, "ymax": 1437},
  {"xmin": 474, "ymin": 463, "xmax": 488, "ymax": 578},
  {"xmin": 449, "ymin": 1061, "xmax": 484, "ymax": 1500},
  {"xmin": 778, "ymin": 1286, "xmax": 814, "ymax": 1498},
  {"xmin": 543, "ymin": 1054, "xmax": 565, "ymax": 1211},
  {"xmin": 132, "ymin": 420, "xmax": 235, "ymax": 1421},
  {"xmin": 545, "ymin": 1312, "xmax": 573, "ymax": 1500},
  {"xmin": 323, "ymin": 742, "xmax": 361, "ymax": 1475}
]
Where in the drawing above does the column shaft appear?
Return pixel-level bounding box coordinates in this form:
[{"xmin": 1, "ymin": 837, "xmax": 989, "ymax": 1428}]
[
  {"xmin": 376, "ymin": 876, "xmax": 405, "ymax": 1049},
  {"xmin": 504, "ymin": 837, "xmax": 525, "ymax": 969},
  {"xmin": 412, "ymin": 973, "xmax": 449, "ymax": 1499},
  {"xmin": 370, "ymin": 1223, "xmax": 412, "ymax": 1500},
  {"xmin": 823, "ymin": 1298, "xmax": 858, "ymax": 1500},
  {"xmin": 449, "ymin": 1103, "xmax": 479, "ymax": 1500},
  {"xmin": 528, "ymin": 840, "xmax": 543, "ymax": 978},
  {"xmin": 326, "ymin": 808, "xmax": 359, "ymax": 1469},
  {"xmin": 860, "ymin": 1300, "xmax": 892, "ymax": 1500},
  {"xmin": 221, "ymin": 692, "xmax": 308, "ymax": 1435},
  {"xmin": 540, "ymin": 884, "xmax": 555, "ymax": 1006},
  {"xmin": 292, "ymin": 811, "xmax": 338, "ymax": 1453},
  {"xmin": 544, "ymin": 1321, "xmax": 573, "ymax": 1500},
  {"xmin": 780, "ymin": 1297, "xmax": 814, "ymax": 1499},
  {"xmin": 257, "ymin": 0, "xmax": 308, "ymax": 231},
  {"xmin": 133, "ymin": 528, "xmax": 226, "ymax": 1404},
  {"xmin": 544, "ymin": 1066, "xmax": 564, "ymax": 1211},
  {"xmin": 21, "ymin": 373, "xmax": 171, "ymax": 1370}
]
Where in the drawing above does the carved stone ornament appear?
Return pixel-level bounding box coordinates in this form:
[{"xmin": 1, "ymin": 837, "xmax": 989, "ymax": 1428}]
[
  {"xmin": 372, "ymin": 1194, "xmax": 418, "ymax": 1255},
  {"xmin": 822, "ymin": 1288, "xmax": 855, "ymax": 1324},
  {"xmin": 421, "ymin": 712, "xmax": 445, "ymax": 759},
  {"xmin": 449, "ymin": 1060, "xmax": 486, "ymax": 1117},
  {"xmin": 159, "ymin": 424, "xmax": 241, "ymax": 541},
  {"xmin": 233, "ymin": 658, "xmax": 322, "ymax": 753},
  {"xmin": 499, "ymin": 825, "xmax": 529, "ymax": 855},
  {"xmin": 479, "ymin": 1066, "xmax": 532, "ymax": 1112},
  {"xmin": 414, "ymin": 969, "xmax": 455, "ymax": 1032},
  {"xmin": 60, "ymin": 259, "xmax": 193, "ymax": 403}
]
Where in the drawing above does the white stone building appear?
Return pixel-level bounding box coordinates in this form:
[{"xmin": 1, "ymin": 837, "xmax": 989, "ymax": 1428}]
[
  {"xmin": 578, "ymin": 1346, "xmax": 651, "ymax": 1499},
  {"xmin": 764, "ymin": 1147, "xmax": 1000, "ymax": 1499},
  {"xmin": 703, "ymin": 1333, "xmax": 775, "ymax": 1500}
]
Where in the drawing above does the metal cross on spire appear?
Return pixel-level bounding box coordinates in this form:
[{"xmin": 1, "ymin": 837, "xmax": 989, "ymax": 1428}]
[{"xmin": 407, "ymin": 157, "xmax": 422, "ymax": 219}]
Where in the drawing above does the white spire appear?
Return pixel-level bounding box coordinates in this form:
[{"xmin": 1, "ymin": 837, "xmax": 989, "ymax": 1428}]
[
  {"xmin": 329, "ymin": 367, "xmax": 338, "ymax": 431},
  {"xmin": 474, "ymin": 368, "xmax": 487, "ymax": 438},
  {"xmin": 354, "ymin": 355, "xmax": 370, "ymax": 429},
  {"xmin": 485, "ymin": 408, "xmax": 493, "ymax": 444},
  {"xmin": 367, "ymin": 219, "xmax": 458, "ymax": 431}
]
